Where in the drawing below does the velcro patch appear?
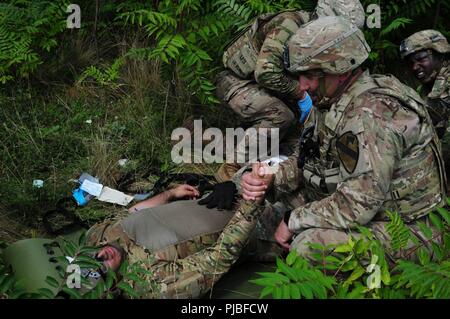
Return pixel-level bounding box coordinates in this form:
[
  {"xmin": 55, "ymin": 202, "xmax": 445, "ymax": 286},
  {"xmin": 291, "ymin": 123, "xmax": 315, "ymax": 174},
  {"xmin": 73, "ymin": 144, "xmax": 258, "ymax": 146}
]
[{"xmin": 336, "ymin": 132, "xmax": 359, "ymax": 174}]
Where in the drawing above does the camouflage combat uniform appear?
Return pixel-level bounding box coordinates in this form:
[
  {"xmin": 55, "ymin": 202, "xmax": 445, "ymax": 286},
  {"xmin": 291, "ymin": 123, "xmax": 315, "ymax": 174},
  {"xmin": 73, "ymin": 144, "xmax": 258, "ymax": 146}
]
[
  {"xmin": 86, "ymin": 200, "xmax": 267, "ymax": 298},
  {"xmin": 234, "ymin": 16, "xmax": 447, "ymax": 261},
  {"xmin": 215, "ymin": 0, "xmax": 365, "ymax": 169},
  {"xmin": 427, "ymin": 61, "xmax": 450, "ymax": 178},
  {"xmin": 400, "ymin": 30, "xmax": 450, "ymax": 181}
]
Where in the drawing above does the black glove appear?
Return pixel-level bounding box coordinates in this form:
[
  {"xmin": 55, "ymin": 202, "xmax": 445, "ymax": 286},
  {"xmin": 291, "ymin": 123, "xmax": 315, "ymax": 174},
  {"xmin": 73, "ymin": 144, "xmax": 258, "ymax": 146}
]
[{"xmin": 198, "ymin": 181, "xmax": 237, "ymax": 210}]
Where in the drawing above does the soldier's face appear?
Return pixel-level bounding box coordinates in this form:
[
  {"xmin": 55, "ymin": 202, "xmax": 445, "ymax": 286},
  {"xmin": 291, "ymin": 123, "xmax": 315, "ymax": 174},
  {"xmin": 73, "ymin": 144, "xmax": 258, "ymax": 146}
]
[
  {"xmin": 97, "ymin": 245, "xmax": 123, "ymax": 271},
  {"xmin": 406, "ymin": 50, "xmax": 442, "ymax": 84},
  {"xmin": 299, "ymin": 71, "xmax": 342, "ymax": 107}
]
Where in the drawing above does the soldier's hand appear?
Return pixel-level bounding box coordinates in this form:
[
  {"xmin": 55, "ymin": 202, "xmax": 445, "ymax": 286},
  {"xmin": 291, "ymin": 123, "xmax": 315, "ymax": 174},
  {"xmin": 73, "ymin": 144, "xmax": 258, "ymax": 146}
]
[
  {"xmin": 169, "ymin": 184, "xmax": 200, "ymax": 200},
  {"xmin": 198, "ymin": 181, "xmax": 237, "ymax": 210},
  {"xmin": 275, "ymin": 219, "xmax": 294, "ymax": 250},
  {"xmin": 241, "ymin": 162, "xmax": 274, "ymax": 203}
]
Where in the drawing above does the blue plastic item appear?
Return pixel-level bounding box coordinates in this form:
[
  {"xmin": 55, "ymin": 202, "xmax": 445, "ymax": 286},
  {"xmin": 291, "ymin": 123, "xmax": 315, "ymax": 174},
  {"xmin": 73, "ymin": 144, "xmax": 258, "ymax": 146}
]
[
  {"xmin": 72, "ymin": 187, "xmax": 90, "ymax": 206},
  {"xmin": 297, "ymin": 92, "xmax": 313, "ymax": 123}
]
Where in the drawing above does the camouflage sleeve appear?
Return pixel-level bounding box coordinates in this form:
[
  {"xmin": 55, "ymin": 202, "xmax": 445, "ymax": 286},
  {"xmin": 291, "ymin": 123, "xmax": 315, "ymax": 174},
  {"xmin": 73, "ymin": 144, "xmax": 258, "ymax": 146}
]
[
  {"xmin": 254, "ymin": 13, "xmax": 303, "ymax": 99},
  {"xmin": 272, "ymin": 152, "xmax": 301, "ymax": 194},
  {"xmin": 143, "ymin": 201, "xmax": 264, "ymax": 298},
  {"xmin": 288, "ymin": 95, "xmax": 411, "ymax": 231}
]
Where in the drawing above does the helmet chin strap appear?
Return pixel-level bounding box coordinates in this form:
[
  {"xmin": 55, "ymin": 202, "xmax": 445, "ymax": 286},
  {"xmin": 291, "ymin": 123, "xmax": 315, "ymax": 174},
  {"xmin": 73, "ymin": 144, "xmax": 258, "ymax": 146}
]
[
  {"xmin": 315, "ymin": 77, "xmax": 331, "ymax": 109},
  {"xmin": 315, "ymin": 69, "xmax": 363, "ymax": 109}
]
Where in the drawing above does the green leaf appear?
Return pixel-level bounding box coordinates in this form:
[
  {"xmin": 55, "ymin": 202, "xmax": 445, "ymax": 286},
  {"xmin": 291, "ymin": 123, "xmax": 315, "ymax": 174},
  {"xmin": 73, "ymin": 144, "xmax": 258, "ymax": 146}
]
[
  {"xmin": 437, "ymin": 207, "xmax": 450, "ymax": 225},
  {"xmin": 62, "ymin": 286, "xmax": 81, "ymax": 299},
  {"xmin": 347, "ymin": 285, "xmax": 367, "ymax": 299},
  {"xmin": 276, "ymin": 257, "xmax": 297, "ymax": 281},
  {"xmin": 282, "ymin": 284, "xmax": 290, "ymax": 299},
  {"xmin": 286, "ymin": 250, "xmax": 298, "ymax": 266},
  {"xmin": 417, "ymin": 221, "xmax": 433, "ymax": 239},
  {"xmin": 429, "ymin": 213, "xmax": 444, "ymax": 232},
  {"xmin": 117, "ymin": 282, "xmax": 139, "ymax": 298},
  {"xmin": 272, "ymin": 286, "xmax": 282, "ymax": 299},
  {"xmin": 355, "ymin": 239, "xmax": 367, "ymax": 254},
  {"xmin": 37, "ymin": 288, "xmax": 55, "ymax": 299},
  {"xmin": 255, "ymin": 272, "xmax": 289, "ymax": 283},
  {"xmin": 298, "ymin": 283, "xmax": 313, "ymax": 299},
  {"xmin": 289, "ymin": 284, "xmax": 300, "ymax": 299},
  {"xmin": 0, "ymin": 276, "xmax": 14, "ymax": 294},
  {"xmin": 45, "ymin": 276, "xmax": 60, "ymax": 289},
  {"xmin": 380, "ymin": 263, "xmax": 391, "ymax": 285},
  {"xmin": 417, "ymin": 247, "xmax": 431, "ymax": 265},
  {"xmin": 106, "ymin": 269, "xmax": 117, "ymax": 290},
  {"xmin": 250, "ymin": 277, "xmax": 282, "ymax": 287},
  {"xmin": 307, "ymin": 242, "xmax": 326, "ymax": 251},
  {"xmin": 431, "ymin": 242, "xmax": 443, "ymax": 261},
  {"xmin": 259, "ymin": 286, "xmax": 273, "ymax": 299},
  {"xmin": 344, "ymin": 265, "xmax": 365, "ymax": 286},
  {"xmin": 334, "ymin": 244, "xmax": 352, "ymax": 253},
  {"xmin": 78, "ymin": 232, "xmax": 87, "ymax": 246}
]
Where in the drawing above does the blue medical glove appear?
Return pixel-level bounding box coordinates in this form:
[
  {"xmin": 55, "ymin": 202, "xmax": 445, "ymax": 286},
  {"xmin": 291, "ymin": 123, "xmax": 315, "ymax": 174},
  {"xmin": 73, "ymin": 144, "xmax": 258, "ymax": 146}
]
[{"xmin": 297, "ymin": 92, "xmax": 313, "ymax": 123}]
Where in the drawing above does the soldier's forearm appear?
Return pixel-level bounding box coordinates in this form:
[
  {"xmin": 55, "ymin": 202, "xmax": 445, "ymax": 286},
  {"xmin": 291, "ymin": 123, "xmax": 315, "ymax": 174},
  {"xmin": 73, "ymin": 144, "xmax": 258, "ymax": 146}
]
[
  {"xmin": 273, "ymin": 155, "xmax": 301, "ymax": 194},
  {"xmin": 288, "ymin": 177, "xmax": 385, "ymax": 231}
]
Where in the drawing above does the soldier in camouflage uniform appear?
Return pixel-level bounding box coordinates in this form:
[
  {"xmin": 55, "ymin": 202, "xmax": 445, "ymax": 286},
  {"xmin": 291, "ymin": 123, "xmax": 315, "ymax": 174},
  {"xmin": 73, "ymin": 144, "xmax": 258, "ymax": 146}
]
[
  {"xmin": 238, "ymin": 16, "xmax": 447, "ymax": 261},
  {"xmin": 400, "ymin": 30, "xmax": 450, "ymax": 182},
  {"xmin": 215, "ymin": 0, "xmax": 365, "ymax": 181},
  {"xmin": 85, "ymin": 181, "xmax": 270, "ymax": 298}
]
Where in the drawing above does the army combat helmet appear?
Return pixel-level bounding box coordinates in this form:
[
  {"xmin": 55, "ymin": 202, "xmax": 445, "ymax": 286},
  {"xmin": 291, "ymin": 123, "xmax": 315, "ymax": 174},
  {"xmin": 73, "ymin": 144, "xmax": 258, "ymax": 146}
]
[
  {"xmin": 285, "ymin": 16, "xmax": 371, "ymax": 75},
  {"xmin": 314, "ymin": 0, "xmax": 366, "ymax": 29},
  {"xmin": 400, "ymin": 30, "xmax": 450, "ymax": 59}
]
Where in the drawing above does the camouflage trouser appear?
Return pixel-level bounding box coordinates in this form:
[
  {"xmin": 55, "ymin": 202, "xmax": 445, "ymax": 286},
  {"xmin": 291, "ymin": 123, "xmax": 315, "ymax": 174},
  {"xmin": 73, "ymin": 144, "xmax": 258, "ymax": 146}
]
[
  {"xmin": 215, "ymin": 70, "xmax": 300, "ymax": 163},
  {"xmin": 291, "ymin": 217, "xmax": 439, "ymax": 263}
]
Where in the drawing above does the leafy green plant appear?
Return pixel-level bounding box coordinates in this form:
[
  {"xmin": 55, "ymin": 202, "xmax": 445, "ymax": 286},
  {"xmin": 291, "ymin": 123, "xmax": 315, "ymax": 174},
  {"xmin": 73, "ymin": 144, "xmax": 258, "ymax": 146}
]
[
  {"xmin": 251, "ymin": 205, "xmax": 450, "ymax": 299},
  {"xmin": 0, "ymin": 0, "xmax": 68, "ymax": 84},
  {"xmin": 250, "ymin": 253, "xmax": 336, "ymax": 299}
]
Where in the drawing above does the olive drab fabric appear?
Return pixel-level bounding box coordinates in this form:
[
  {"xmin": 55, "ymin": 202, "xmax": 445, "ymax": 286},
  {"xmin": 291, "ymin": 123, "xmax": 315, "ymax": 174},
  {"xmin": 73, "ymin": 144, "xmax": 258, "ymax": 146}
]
[
  {"xmin": 399, "ymin": 30, "xmax": 450, "ymax": 59},
  {"xmin": 2, "ymin": 239, "xmax": 64, "ymax": 295},
  {"xmin": 86, "ymin": 201, "xmax": 264, "ymax": 298}
]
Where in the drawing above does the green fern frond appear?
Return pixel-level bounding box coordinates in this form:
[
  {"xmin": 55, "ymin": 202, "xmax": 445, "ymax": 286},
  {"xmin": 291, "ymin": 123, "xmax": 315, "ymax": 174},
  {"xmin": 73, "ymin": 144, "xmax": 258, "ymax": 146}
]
[
  {"xmin": 386, "ymin": 211, "xmax": 412, "ymax": 252},
  {"xmin": 394, "ymin": 261, "xmax": 450, "ymax": 298}
]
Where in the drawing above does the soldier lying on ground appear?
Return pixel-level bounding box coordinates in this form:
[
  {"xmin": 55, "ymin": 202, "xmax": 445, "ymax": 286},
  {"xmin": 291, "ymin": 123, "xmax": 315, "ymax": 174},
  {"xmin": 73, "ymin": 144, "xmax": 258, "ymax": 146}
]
[
  {"xmin": 237, "ymin": 16, "xmax": 447, "ymax": 262},
  {"xmin": 85, "ymin": 163, "xmax": 272, "ymax": 298},
  {"xmin": 400, "ymin": 30, "xmax": 450, "ymax": 182}
]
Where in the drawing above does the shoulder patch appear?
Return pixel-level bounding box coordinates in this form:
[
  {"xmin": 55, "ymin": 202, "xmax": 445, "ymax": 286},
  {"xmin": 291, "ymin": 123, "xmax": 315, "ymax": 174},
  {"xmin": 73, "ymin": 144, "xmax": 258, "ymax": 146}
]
[{"xmin": 336, "ymin": 132, "xmax": 359, "ymax": 174}]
